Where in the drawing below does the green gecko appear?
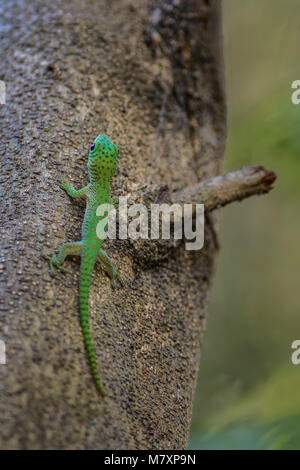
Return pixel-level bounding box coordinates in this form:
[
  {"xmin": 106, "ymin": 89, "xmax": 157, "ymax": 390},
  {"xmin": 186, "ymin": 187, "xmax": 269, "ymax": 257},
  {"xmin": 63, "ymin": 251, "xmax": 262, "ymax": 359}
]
[{"xmin": 44, "ymin": 134, "xmax": 120, "ymax": 396}]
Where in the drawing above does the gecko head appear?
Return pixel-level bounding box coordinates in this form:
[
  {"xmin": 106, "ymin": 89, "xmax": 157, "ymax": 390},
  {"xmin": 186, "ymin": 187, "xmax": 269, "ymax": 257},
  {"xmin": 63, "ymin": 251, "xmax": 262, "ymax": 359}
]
[{"xmin": 88, "ymin": 134, "xmax": 118, "ymax": 180}]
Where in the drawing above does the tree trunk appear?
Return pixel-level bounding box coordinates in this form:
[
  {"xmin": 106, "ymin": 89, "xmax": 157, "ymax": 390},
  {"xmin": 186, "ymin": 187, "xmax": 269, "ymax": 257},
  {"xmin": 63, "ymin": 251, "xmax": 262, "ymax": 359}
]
[{"xmin": 0, "ymin": 0, "xmax": 226, "ymax": 449}]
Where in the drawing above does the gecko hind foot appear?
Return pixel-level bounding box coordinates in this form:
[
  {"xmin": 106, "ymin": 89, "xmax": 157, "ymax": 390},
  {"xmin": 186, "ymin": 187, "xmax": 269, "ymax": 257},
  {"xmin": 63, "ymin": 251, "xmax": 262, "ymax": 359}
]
[
  {"xmin": 111, "ymin": 264, "xmax": 123, "ymax": 288},
  {"xmin": 42, "ymin": 254, "xmax": 69, "ymax": 276}
]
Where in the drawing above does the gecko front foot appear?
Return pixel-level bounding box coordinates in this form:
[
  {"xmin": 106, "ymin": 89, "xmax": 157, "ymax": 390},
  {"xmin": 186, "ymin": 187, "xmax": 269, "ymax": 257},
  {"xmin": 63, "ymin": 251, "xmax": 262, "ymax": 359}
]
[{"xmin": 59, "ymin": 179, "xmax": 68, "ymax": 190}]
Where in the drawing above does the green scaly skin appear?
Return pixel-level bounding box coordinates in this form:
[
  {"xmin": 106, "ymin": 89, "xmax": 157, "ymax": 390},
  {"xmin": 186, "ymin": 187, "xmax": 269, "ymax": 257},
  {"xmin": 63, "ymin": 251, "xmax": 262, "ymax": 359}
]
[{"xmin": 44, "ymin": 134, "xmax": 120, "ymax": 396}]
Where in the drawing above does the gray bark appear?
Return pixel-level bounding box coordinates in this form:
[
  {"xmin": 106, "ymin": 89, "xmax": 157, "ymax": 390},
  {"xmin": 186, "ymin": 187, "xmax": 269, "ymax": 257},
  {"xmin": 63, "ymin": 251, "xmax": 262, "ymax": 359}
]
[{"xmin": 0, "ymin": 0, "xmax": 226, "ymax": 449}]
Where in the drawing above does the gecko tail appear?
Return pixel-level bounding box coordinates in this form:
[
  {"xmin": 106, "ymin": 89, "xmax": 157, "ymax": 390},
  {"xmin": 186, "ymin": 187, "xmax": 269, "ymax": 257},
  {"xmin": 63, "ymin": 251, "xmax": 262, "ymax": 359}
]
[{"xmin": 79, "ymin": 255, "xmax": 105, "ymax": 396}]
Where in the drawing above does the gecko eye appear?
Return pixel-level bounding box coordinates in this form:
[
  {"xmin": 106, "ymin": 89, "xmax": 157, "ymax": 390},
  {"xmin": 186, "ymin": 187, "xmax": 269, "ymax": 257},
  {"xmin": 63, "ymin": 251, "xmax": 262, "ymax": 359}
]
[{"xmin": 90, "ymin": 144, "xmax": 95, "ymax": 152}]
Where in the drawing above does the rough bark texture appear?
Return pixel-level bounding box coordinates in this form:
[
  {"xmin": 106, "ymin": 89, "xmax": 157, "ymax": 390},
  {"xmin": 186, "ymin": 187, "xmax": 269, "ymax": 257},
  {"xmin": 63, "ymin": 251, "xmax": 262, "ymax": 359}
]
[
  {"xmin": 0, "ymin": 0, "xmax": 225, "ymax": 449},
  {"xmin": 172, "ymin": 166, "xmax": 277, "ymax": 211}
]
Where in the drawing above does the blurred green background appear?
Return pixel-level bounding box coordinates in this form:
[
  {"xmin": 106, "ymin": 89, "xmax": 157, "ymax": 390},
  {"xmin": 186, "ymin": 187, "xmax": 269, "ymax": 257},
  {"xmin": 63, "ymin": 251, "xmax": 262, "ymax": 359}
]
[{"xmin": 189, "ymin": 0, "xmax": 300, "ymax": 450}]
